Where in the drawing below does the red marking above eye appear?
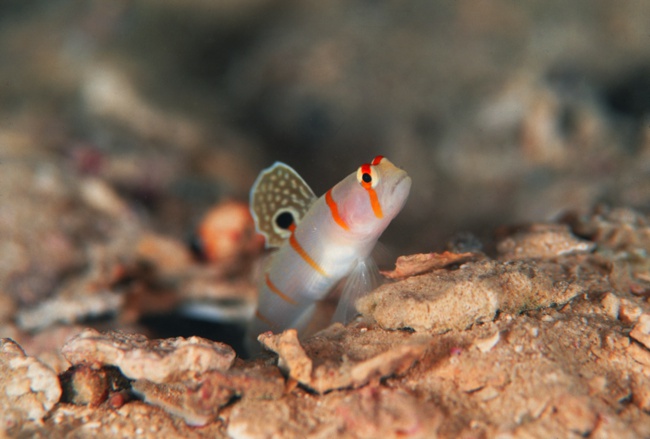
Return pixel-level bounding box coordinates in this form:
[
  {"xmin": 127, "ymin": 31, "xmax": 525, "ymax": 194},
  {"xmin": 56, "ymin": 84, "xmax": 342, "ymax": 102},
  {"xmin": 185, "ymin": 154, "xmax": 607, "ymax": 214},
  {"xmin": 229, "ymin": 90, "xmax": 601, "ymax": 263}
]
[
  {"xmin": 371, "ymin": 155, "xmax": 384, "ymax": 165},
  {"xmin": 360, "ymin": 164, "xmax": 372, "ymax": 186}
]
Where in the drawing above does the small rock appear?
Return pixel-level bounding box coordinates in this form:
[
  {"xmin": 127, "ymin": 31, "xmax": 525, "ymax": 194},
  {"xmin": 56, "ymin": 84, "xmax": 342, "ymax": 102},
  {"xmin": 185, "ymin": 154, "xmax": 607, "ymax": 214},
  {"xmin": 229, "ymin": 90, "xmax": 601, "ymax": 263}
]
[
  {"xmin": 496, "ymin": 224, "xmax": 595, "ymax": 260},
  {"xmin": 628, "ymin": 343, "xmax": 650, "ymax": 368},
  {"xmin": 600, "ymin": 293, "xmax": 620, "ymax": 320},
  {"xmin": 107, "ymin": 390, "xmax": 132, "ymax": 409},
  {"xmin": 474, "ymin": 386, "xmax": 500, "ymax": 401},
  {"xmin": 194, "ymin": 200, "xmax": 264, "ymax": 265},
  {"xmin": 619, "ymin": 299, "xmax": 642, "ymax": 324},
  {"xmin": 572, "ymin": 207, "xmax": 650, "ymax": 253},
  {"xmin": 446, "ymin": 231, "xmax": 484, "ymax": 253},
  {"xmin": 632, "ymin": 374, "xmax": 650, "ymax": 412},
  {"xmin": 61, "ymin": 329, "xmax": 235, "ymax": 382},
  {"xmin": 359, "ymin": 258, "xmax": 584, "ymax": 333},
  {"xmin": 474, "ymin": 332, "xmax": 501, "ymax": 353},
  {"xmin": 60, "ymin": 365, "xmax": 109, "ymax": 406},
  {"xmin": 259, "ymin": 325, "xmax": 429, "ymax": 394},
  {"xmin": 0, "ymin": 339, "xmax": 62, "ymax": 422},
  {"xmin": 630, "ymin": 314, "xmax": 650, "ymax": 350},
  {"xmin": 259, "ymin": 330, "xmax": 312, "ymax": 383},
  {"xmin": 357, "ymin": 266, "xmax": 499, "ymax": 333}
]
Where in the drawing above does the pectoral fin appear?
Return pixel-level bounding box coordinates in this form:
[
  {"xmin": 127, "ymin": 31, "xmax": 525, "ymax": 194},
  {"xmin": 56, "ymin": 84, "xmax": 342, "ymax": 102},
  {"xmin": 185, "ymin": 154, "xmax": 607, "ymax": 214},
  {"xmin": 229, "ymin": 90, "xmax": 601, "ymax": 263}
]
[{"xmin": 332, "ymin": 257, "xmax": 382, "ymax": 324}]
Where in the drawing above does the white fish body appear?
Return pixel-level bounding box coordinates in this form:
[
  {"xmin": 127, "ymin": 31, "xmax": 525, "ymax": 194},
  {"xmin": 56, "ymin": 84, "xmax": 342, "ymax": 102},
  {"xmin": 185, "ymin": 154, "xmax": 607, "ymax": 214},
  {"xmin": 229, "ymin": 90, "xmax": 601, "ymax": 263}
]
[{"xmin": 248, "ymin": 156, "xmax": 411, "ymax": 349}]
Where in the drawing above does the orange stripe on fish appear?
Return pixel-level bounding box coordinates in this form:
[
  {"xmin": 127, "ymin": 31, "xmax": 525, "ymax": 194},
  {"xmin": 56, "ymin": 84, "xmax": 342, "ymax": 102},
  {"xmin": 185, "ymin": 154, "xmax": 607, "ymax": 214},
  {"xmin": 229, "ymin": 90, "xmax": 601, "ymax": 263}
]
[
  {"xmin": 289, "ymin": 232, "xmax": 329, "ymax": 277},
  {"xmin": 265, "ymin": 272, "xmax": 298, "ymax": 305},
  {"xmin": 325, "ymin": 188, "xmax": 350, "ymax": 231},
  {"xmin": 366, "ymin": 187, "xmax": 383, "ymax": 218}
]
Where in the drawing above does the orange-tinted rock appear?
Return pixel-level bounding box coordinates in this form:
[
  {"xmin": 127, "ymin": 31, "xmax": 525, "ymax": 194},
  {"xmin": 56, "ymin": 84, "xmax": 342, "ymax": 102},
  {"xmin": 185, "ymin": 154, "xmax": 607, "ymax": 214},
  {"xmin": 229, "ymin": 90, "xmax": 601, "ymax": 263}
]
[
  {"xmin": 0, "ymin": 339, "xmax": 61, "ymax": 423},
  {"xmin": 195, "ymin": 200, "xmax": 264, "ymax": 265},
  {"xmin": 496, "ymin": 223, "xmax": 594, "ymax": 260},
  {"xmin": 60, "ymin": 365, "xmax": 110, "ymax": 406},
  {"xmin": 61, "ymin": 329, "xmax": 235, "ymax": 382},
  {"xmin": 259, "ymin": 325, "xmax": 429, "ymax": 393}
]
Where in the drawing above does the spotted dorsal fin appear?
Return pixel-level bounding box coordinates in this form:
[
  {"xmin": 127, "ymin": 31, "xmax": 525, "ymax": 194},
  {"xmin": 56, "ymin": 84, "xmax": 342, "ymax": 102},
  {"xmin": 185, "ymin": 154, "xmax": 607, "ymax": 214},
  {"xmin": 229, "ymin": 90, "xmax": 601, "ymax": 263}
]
[{"xmin": 250, "ymin": 162, "xmax": 317, "ymax": 248}]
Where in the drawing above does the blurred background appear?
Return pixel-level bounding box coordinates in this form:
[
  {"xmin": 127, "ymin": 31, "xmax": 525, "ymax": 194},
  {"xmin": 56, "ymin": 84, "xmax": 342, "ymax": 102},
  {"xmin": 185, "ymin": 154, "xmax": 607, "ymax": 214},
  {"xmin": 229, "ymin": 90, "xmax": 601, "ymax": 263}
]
[
  {"xmin": 1, "ymin": 1, "xmax": 650, "ymax": 349},
  {"xmin": 3, "ymin": 0, "xmax": 650, "ymax": 249}
]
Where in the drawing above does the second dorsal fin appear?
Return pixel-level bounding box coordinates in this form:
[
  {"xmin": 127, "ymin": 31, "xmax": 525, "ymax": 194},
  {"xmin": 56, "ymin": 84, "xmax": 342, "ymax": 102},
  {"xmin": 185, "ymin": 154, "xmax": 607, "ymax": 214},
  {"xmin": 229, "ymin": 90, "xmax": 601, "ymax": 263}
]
[{"xmin": 249, "ymin": 162, "xmax": 317, "ymax": 248}]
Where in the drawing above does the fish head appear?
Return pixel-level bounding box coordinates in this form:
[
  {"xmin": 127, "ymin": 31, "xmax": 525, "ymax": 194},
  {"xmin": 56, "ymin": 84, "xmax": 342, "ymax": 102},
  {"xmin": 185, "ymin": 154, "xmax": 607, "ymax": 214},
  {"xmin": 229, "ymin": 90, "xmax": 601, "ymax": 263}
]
[{"xmin": 337, "ymin": 155, "xmax": 411, "ymax": 238}]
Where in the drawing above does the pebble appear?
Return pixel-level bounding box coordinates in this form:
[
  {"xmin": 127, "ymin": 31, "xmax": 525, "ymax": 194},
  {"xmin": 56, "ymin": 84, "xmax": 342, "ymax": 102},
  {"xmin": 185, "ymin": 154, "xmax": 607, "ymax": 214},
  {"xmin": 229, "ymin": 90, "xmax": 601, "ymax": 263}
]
[
  {"xmin": 632, "ymin": 374, "xmax": 650, "ymax": 412},
  {"xmin": 619, "ymin": 299, "xmax": 642, "ymax": 324},
  {"xmin": 600, "ymin": 293, "xmax": 620, "ymax": 320},
  {"xmin": 60, "ymin": 365, "xmax": 109, "ymax": 406},
  {"xmin": 630, "ymin": 314, "xmax": 650, "ymax": 350},
  {"xmin": 474, "ymin": 332, "xmax": 501, "ymax": 353}
]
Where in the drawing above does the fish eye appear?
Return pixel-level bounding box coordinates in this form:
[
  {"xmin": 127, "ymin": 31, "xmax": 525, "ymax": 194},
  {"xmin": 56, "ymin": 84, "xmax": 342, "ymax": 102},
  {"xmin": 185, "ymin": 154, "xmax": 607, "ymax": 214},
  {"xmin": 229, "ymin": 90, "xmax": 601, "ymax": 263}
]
[{"xmin": 356, "ymin": 164, "xmax": 379, "ymax": 189}]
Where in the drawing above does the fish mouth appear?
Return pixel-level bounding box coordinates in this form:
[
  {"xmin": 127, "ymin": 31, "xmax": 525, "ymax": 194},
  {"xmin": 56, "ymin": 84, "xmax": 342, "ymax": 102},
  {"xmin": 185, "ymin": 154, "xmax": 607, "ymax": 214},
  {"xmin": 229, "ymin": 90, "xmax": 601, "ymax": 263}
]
[
  {"xmin": 391, "ymin": 173, "xmax": 412, "ymax": 194},
  {"xmin": 384, "ymin": 172, "xmax": 412, "ymax": 212}
]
